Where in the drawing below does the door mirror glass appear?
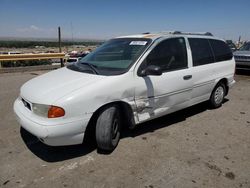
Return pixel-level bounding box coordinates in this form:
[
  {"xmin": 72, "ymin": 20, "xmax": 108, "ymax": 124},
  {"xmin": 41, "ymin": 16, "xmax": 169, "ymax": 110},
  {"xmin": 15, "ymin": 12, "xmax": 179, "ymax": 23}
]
[{"xmin": 139, "ymin": 65, "xmax": 162, "ymax": 77}]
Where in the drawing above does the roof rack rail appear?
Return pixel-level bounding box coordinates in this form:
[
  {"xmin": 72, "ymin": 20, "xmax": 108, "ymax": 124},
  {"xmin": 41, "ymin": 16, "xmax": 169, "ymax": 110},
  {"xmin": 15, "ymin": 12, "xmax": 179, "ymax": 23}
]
[
  {"xmin": 159, "ymin": 31, "xmax": 213, "ymax": 36},
  {"xmin": 175, "ymin": 31, "xmax": 213, "ymax": 36}
]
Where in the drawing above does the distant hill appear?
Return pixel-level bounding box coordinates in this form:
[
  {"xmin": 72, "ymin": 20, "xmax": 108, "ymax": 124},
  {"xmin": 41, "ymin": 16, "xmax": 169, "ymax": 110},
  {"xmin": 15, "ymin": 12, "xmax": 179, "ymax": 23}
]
[
  {"xmin": 0, "ymin": 36, "xmax": 105, "ymax": 42},
  {"xmin": 0, "ymin": 38, "xmax": 104, "ymax": 48}
]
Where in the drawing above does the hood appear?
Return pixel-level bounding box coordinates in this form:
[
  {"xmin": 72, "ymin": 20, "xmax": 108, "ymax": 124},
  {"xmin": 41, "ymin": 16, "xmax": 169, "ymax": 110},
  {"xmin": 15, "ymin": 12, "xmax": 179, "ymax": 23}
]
[
  {"xmin": 233, "ymin": 50, "xmax": 250, "ymax": 56},
  {"xmin": 21, "ymin": 67, "xmax": 106, "ymax": 104}
]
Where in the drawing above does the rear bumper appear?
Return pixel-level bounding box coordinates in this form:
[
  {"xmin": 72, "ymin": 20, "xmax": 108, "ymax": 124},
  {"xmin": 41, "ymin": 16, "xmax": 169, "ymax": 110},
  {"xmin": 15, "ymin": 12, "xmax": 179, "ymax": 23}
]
[{"xmin": 14, "ymin": 98, "xmax": 90, "ymax": 146}]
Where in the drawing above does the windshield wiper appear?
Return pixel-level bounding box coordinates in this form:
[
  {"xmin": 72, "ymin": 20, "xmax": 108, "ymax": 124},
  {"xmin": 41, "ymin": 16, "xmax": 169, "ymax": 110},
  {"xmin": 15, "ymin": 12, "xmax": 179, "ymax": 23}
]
[{"xmin": 80, "ymin": 62, "xmax": 99, "ymax": 75}]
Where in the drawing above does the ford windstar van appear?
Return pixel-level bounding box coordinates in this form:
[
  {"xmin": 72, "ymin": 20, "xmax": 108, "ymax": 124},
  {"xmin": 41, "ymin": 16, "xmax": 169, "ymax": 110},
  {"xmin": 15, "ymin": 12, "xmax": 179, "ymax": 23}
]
[{"xmin": 14, "ymin": 31, "xmax": 235, "ymax": 151}]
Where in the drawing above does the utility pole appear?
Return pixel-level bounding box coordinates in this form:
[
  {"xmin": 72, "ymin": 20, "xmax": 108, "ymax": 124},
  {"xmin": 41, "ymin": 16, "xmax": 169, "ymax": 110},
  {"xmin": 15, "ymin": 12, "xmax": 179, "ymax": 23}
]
[
  {"xmin": 58, "ymin": 26, "xmax": 64, "ymax": 67},
  {"xmin": 238, "ymin": 35, "xmax": 241, "ymax": 48},
  {"xmin": 70, "ymin": 22, "xmax": 74, "ymax": 43}
]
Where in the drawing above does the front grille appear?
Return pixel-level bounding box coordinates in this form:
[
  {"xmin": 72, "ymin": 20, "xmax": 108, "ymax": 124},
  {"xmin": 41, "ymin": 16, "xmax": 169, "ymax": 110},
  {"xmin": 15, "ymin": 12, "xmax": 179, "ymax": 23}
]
[
  {"xmin": 234, "ymin": 55, "xmax": 250, "ymax": 62},
  {"xmin": 236, "ymin": 64, "xmax": 250, "ymax": 69},
  {"xmin": 21, "ymin": 98, "xmax": 31, "ymax": 111}
]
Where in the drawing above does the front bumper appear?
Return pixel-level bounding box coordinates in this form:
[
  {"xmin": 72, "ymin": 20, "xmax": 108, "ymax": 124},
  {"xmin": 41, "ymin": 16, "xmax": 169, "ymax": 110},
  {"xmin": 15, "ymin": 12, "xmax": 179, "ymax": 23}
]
[{"xmin": 14, "ymin": 98, "xmax": 90, "ymax": 146}]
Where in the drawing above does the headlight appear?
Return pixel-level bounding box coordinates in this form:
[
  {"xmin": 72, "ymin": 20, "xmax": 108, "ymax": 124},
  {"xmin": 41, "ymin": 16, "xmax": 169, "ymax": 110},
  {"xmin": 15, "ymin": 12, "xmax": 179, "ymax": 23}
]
[
  {"xmin": 32, "ymin": 103, "xmax": 51, "ymax": 117},
  {"xmin": 32, "ymin": 104, "xmax": 65, "ymax": 118}
]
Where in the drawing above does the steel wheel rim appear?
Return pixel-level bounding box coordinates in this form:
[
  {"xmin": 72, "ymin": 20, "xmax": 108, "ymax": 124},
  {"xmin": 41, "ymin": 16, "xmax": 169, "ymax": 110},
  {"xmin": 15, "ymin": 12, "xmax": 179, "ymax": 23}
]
[{"xmin": 214, "ymin": 86, "xmax": 224, "ymax": 104}]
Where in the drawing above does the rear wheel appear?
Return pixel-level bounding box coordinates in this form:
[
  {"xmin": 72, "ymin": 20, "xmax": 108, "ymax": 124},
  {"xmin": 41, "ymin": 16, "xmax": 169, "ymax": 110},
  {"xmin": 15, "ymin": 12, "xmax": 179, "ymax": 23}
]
[
  {"xmin": 210, "ymin": 82, "xmax": 226, "ymax": 108},
  {"xmin": 95, "ymin": 105, "xmax": 121, "ymax": 151}
]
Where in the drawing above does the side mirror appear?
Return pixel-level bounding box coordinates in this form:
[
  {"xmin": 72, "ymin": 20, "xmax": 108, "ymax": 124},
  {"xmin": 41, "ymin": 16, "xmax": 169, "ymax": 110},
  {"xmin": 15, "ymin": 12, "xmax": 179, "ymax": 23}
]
[{"xmin": 139, "ymin": 65, "xmax": 163, "ymax": 77}]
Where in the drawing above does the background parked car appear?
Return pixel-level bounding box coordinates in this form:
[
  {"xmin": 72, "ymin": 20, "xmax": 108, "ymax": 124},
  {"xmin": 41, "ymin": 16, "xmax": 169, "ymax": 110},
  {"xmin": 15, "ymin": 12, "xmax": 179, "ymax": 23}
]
[
  {"xmin": 226, "ymin": 40, "xmax": 237, "ymax": 51},
  {"xmin": 234, "ymin": 42, "xmax": 250, "ymax": 70},
  {"xmin": 65, "ymin": 51, "xmax": 89, "ymax": 65},
  {"xmin": 66, "ymin": 57, "xmax": 81, "ymax": 65}
]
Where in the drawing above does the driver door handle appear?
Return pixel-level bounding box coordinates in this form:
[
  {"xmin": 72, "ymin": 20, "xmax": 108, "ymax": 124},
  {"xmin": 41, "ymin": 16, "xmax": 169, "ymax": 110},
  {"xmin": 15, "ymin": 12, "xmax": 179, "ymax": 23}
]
[{"xmin": 183, "ymin": 75, "xmax": 192, "ymax": 80}]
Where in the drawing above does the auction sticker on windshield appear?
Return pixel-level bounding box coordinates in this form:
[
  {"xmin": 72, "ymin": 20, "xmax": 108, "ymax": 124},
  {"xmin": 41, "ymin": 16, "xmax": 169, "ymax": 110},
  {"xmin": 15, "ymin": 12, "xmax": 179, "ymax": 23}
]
[{"xmin": 129, "ymin": 41, "xmax": 147, "ymax": 45}]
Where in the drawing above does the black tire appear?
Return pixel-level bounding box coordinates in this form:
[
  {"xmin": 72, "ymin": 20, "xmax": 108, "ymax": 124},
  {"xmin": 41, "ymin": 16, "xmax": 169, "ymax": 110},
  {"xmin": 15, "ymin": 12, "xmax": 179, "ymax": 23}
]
[
  {"xmin": 95, "ymin": 105, "xmax": 121, "ymax": 151},
  {"xmin": 210, "ymin": 82, "xmax": 226, "ymax": 108}
]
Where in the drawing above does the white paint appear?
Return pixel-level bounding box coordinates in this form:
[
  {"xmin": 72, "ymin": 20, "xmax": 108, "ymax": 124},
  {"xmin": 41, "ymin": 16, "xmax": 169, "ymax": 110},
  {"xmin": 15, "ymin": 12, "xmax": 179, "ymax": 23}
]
[
  {"xmin": 58, "ymin": 156, "xmax": 94, "ymax": 172},
  {"xmin": 59, "ymin": 162, "xmax": 78, "ymax": 171},
  {"xmin": 79, "ymin": 156, "xmax": 94, "ymax": 165}
]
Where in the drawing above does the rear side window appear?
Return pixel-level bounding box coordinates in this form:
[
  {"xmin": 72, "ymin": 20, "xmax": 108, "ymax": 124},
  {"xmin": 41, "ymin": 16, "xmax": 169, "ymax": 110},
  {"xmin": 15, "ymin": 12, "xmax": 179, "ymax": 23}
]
[
  {"xmin": 188, "ymin": 38, "xmax": 214, "ymax": 66},
  {"xmin": 209, "ymin": 39, "xmax": 233, "ymax": 62},
  {"xmin": 145, "ymin": 37, "xmax": 187, "ymax": 72}
]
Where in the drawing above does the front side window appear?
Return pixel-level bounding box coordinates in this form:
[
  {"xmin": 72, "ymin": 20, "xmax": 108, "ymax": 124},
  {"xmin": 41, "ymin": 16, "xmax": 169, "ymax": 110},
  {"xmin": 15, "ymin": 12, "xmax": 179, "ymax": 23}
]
[
  {"xmin": 67, "ymin": 38, "xmax": 151, "ymax": 75},
  {"xmin": 188, "ymin": 38, "xmax": 214, "ymax": 66},
  {"xmin": 209, "ymin": 39, "xmax": 233, "ymax": 62},
  {"xmin": 142, "ymin": 37, "xmax": 187, "ymax": 72}
]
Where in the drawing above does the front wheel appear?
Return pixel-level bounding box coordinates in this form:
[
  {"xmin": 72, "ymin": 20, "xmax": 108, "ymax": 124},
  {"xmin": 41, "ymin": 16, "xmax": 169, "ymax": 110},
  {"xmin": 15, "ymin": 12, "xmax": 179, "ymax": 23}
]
[
  {"xmin": 209, "ymin": 83, "xmax": 226, "ymax": 108},
  {"xmin": 95, "ymin": 105, "xmax": 121, "ymax": 151}
]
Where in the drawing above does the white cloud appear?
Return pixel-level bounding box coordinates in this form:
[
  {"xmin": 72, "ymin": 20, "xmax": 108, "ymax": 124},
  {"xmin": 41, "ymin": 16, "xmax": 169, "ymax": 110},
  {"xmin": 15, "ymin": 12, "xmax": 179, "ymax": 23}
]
[
  {"xmin": 30, "ymin": 25, "xmax": 39, "ymax": 30},
  {"xmin": 17, "ymin": 25, "xmax": 40, "ymax": 32},
  {"xmin": 16, "ymin": 25, "xmax": 56, "ymax": 37}
]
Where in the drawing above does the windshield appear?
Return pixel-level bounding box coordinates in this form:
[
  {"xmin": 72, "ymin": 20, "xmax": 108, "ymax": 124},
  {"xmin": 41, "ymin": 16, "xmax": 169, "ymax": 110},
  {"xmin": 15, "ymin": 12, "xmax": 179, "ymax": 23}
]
[
  {"xmin": 239, "ymin": 42, "xmax": 250, "ymax": 51},
  {"xmin": 67, "ymin": 38, "xmax": 151, "ymax": 75}
]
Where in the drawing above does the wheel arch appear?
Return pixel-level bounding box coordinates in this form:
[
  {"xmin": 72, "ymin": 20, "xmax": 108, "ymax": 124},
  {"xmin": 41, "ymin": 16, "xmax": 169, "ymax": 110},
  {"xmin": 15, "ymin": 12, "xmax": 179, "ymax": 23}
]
[
  {"xmin": 215, "ymin": 78, "xmax": 229, "ymax": 96},
  {"xmin": 83, "ymin": 100, "xmax": 136, "ymax": 143}
]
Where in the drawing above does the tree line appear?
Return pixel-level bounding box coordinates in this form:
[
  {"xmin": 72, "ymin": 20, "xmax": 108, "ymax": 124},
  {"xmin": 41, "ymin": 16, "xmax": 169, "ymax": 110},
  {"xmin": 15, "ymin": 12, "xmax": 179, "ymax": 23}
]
[
  {"xmin": 1, "ymin": 60, "xmax": 52, "ymax": 67},
  {"xmin": 0, "ymin": 40, "xmax": 102, "ymax": 48}
]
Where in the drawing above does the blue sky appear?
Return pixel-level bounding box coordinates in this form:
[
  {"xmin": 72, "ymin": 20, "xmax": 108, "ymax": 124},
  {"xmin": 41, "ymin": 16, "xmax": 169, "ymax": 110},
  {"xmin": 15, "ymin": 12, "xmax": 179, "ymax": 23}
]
[{"xmin": 0, "ymin": 0, "xmax": 249, "ymax": 41}]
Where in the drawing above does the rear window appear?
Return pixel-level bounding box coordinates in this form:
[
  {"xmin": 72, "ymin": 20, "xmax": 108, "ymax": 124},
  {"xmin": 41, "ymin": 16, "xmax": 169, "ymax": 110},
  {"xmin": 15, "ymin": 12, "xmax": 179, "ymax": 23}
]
[
  {"xmin": 188, "ymin": 38, "xmax": 214, "ymax": 66},
  {"xmin": 209, "ymin": 39, "xmax": 233, "ymax": 62}
]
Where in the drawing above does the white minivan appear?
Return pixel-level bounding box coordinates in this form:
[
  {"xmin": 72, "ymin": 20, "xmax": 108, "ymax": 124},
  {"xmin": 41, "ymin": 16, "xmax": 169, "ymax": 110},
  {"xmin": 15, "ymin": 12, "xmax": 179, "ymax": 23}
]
[{"xmin": 14, "ymin": 31, "xmax": 235, "ymax": 151}]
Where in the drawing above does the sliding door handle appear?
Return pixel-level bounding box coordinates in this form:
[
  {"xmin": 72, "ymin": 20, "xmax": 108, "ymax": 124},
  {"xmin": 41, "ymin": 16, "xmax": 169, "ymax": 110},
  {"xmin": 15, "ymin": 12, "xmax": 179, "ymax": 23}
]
[{"xmin": 183, "ymin": 75, "xmax": 192, "ymax": 80}]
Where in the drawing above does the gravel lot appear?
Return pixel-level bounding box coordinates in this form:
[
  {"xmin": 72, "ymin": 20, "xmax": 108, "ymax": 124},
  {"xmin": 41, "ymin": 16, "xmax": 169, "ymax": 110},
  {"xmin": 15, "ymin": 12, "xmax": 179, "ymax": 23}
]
[{"xmin": 0, "ymin": 70, "xmax": 249, "ymax": 188}]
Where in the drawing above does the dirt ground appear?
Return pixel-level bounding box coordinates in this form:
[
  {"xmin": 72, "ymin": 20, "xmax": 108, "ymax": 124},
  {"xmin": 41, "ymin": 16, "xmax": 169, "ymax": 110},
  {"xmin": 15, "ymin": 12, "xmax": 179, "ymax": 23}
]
[{"xmin": 0, "ymin": 70, "xmax": 249, "ymax": 188}]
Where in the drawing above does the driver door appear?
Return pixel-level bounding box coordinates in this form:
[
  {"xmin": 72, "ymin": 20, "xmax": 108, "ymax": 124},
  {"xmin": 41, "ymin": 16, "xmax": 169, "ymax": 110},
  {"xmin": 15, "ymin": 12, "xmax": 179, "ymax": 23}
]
[{"xmin": 134, "ymin": 37, "xmax": 193, "ymax": 122}]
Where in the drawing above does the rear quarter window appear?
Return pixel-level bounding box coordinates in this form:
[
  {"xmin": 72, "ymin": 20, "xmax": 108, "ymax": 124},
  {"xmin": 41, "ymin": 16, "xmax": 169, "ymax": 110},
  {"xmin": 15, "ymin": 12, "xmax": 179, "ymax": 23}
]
[{"xmin": 209, "ymin": 39, "xmax": 233, "ymax": 62}]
